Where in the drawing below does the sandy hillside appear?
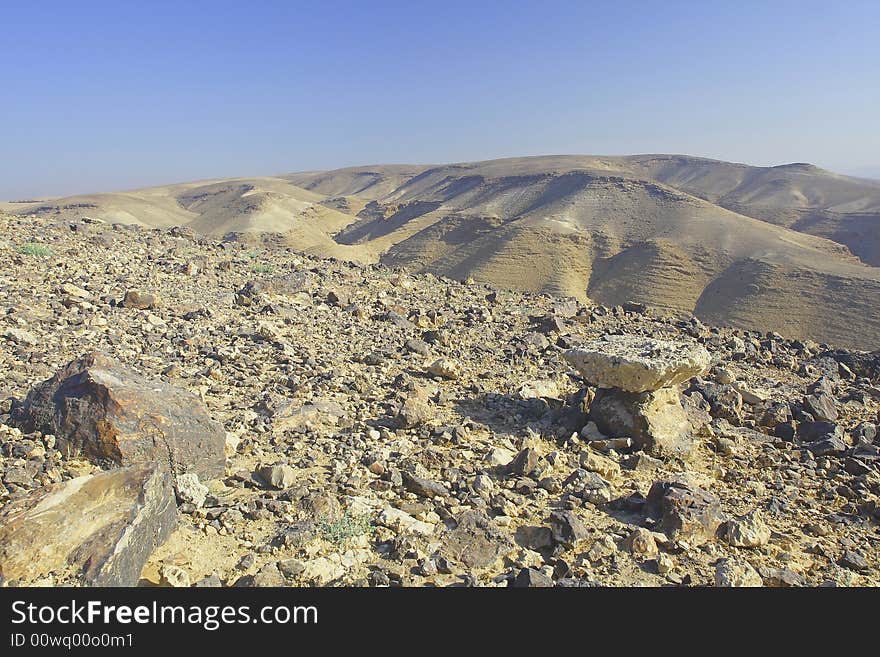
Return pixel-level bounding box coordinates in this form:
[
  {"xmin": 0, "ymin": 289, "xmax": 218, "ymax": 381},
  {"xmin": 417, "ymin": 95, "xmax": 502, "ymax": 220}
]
[{"xmin": 3, "ymin": 154, "xmax": 879, "ymax": 349}]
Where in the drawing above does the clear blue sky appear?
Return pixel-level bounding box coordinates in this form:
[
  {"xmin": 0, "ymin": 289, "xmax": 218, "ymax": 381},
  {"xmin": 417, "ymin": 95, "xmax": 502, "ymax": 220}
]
[{"xmin": 2, "ymin": 0, "xmax": 879, "ymax": 199}]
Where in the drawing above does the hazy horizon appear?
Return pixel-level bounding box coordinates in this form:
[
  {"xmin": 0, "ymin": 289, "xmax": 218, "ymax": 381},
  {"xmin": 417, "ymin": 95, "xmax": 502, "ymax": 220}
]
[
  {"xmin": 3, "ymin": 0, "xmax": 879, "ymax": 199},
  {"xmin": 3, "ymin": 152, "xmax": 878, "ymax": 202}
]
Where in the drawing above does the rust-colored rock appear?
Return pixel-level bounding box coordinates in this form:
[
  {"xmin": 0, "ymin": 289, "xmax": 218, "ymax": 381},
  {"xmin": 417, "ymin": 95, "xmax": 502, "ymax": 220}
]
[
  {"xmin": 12, "ymin": 352, "xmax": 225, "ymax": 478},
  {"xmin": 0, "ymin": 464, "xmax": 177, "ymax": 586}
]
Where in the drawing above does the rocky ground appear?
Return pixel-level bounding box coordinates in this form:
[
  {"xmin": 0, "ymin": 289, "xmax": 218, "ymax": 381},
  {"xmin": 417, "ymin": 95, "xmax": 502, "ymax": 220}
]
[{"xmin": 0, "ymin": 212, "xmax": 878, "ymax": 587}]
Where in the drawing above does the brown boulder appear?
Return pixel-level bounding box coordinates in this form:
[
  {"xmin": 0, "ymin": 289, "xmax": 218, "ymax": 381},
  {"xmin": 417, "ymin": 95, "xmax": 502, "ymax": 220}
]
[
  {"xmin": 12, "ymin": 352, "xmax": 225, "ymax": 478},
  {"xmin": 0, "ymin": 464, "xmax": 177, "ymax": 586},
  {"xmin": 646, "ymin": 479, "xmax": 726, "ymax": 546}
]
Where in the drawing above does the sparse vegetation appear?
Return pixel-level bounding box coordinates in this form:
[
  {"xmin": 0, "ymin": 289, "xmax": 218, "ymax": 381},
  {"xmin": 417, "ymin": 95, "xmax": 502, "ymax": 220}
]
[
  {"xmin": 251, "ymin": 263, "xmax": 274, "ymax": 273},
  {"xmin": 317, "ymin": 513, "xmax": 373, "ymax": 547},
  {"xmin": 17, "ymin": 242, "xmax": 54, "ymax": 258}
]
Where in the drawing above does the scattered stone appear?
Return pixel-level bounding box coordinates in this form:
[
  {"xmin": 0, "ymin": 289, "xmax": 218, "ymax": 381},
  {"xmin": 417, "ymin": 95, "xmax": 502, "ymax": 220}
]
[
  {"xmin": 715, "ymin": 558, "xmax": 763, "ymax": 587},
  {"xmin": 724, "ymin": 510, "xmax": 771, "ymax": 547},
  {"xmin": 258, "ymin": 464, "xmax": 297, "ymax": 490},
  {"xmin": 439, "ymin": 510, "xmax": 514, "ymax": 569},
  {"xmin": 647, "ymin": 480, "xmax": 726, "ymax": 546},
  {"xmin": 402, "ymin": 471, "xmax": 449, "ymax": 498},
  {"xmin": 626, "ymin": 527, "xmax": 659, "ymax": 558},
  {"xmin": 122, "ymin": 290, "xmax": 161, "ymax": 309},
  {"xmin": 426, "ymin": 358, "xmax": 459, "ymax": 380},
  {"xmin": 176, "ymin": 473, "xmax": 208, "ymax": 508},
  {"xmin": 512, "ymin": 567, "xmax": 554, "ymax": 587},
  {"xmin": 839, "ymin": 550, "xmax": 869, "ymax": 572}
]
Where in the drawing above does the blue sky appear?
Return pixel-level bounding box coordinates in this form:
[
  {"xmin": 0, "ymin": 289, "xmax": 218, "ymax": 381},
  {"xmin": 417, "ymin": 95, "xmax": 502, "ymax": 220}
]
[{"xmin": 2, "ymin": 0, "xmax": 878, "ymax": 199}]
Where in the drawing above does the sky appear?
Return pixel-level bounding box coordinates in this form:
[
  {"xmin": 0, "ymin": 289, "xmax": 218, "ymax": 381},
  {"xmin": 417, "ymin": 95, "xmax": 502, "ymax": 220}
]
[{"xmin": 2, "ymin": 0, "xmax": 879, "ymax": 199}]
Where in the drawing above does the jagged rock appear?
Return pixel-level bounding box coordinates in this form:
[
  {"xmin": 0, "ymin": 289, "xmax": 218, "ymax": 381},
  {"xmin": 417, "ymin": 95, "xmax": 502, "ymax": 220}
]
[
  {"xmin": 439, "ymin": 510, "xmax": 514, "ymax": 569},
  {"xmin": 0, "ymin": 464, "xmax": 177, "ymax": 586},
  {"xmin": 715, "ymin": 558, "xmax": 763, "ymax": 587},
  {"xmin": 508, "ymin": 447, "xmax": 543, "ymax": 477},
  {"xmin": 175, "ymin": 473, "xmax": 208, "ymax": 508},
  {"xmin": 11, "ymin": 352, "xmax": 226, "ymax": 479},
  {"xmin": 647, "ymin": 480, "xmax": 726, "ymax": 546},
  {"xmin": 377, "ymin": 506, "xmax": 435, "ymax": 536},
  {"xmin": 515, "ymin": 525, "xmax": 554, "ymax": 550},
  {"xmin": 590, "ymin": 387, "xmax": 693, "ymax": 456},
  {"xmin": 548, "ymin": 510, "xmax": 590, "ymax": 546},
  {"xmin": 626, "ymin": 527, "xmax": 659, "ymax": 558},
  {"xmin": 426, "ymin": 358, "xmax": 459, "ymax": 380},
  {"xmin": 725, "ymin": 510, "xmax": 771, "ymax": 547},
  {"xmin": 512, "ymin": 567, "xmax": 554, "ymax": 587},
  {"xmin": 402, "ymin": 471, "xmax": 449, "ymax": 498},
  {"xmin": 122, "ymin": 289, "xmax": 161, "ymax": 309},
  {"xmin": 562, "ymin": 468, "xmax": 613, "ymax": 504},
  {"xmin": 395, "ymin": 395, "xmax": 432, "ymax": 429},
  {"xmin": 258, "ymin": 464, "xmax": 296, "ymax": 489},
  {"xmin": 563, "ymin": 336, "xmax": 710, "ymax": 393},
  {"xmin": 579, "ymin": 449, "xmax": 621, "ymax": 480},
  {"xmin": 804, "ymin": 392, "xmax": 838, "ymax": 422},
  {"xmin": 698, "ymin": 383, "xmax": 744, "ymax": 425}
]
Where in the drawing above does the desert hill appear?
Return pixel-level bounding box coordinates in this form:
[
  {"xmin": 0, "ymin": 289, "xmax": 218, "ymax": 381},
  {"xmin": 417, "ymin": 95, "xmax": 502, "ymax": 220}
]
[{"xmin": 3, "ymin": 154, "xmax": 879, "ymax": 349}]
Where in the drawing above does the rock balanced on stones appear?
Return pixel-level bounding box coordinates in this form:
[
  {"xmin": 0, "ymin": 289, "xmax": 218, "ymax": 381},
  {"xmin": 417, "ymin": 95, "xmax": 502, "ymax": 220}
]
[{"xmin": 564, "ymin": 335, "xmax": 711, "ymax": 456}]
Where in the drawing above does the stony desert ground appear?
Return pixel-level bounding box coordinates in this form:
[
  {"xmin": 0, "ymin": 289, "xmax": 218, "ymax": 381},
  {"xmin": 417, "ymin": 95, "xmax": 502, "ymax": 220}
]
[{"xmin": 0, "ymin": 210, "xmax": 878, "ymax": 587}]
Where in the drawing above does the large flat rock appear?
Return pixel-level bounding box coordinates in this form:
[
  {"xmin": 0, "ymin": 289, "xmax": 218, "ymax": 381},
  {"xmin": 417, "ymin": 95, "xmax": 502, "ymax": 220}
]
[
  {"xmin": 0, "ymin": 464, "xmax": 177, "ymax": 586},
  {"xmin": 12, "ymin": 352, "xmax": 226, "ymax": 479},
  {"xmin": 564, "ymin": 335, "xmax": 710, "ymax": 392}
]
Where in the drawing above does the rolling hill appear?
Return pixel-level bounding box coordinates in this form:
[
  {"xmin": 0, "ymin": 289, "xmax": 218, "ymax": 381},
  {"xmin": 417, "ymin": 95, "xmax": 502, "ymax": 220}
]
[{"xmin": 4, "ymin": 154, "xmax": 880, "ymax": 349}]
